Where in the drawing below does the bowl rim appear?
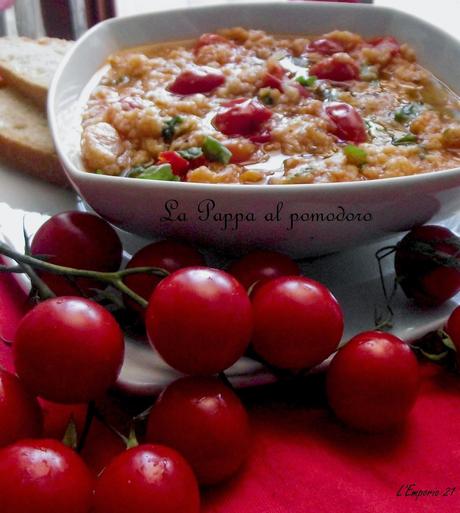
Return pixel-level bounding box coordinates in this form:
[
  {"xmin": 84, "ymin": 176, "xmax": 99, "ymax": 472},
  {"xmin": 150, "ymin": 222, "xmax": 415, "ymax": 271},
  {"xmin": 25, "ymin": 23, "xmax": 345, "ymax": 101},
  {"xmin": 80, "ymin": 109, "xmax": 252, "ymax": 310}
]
[{"xmin": 48, "ymin": 0, "xmax": 460, "ymax": 194}]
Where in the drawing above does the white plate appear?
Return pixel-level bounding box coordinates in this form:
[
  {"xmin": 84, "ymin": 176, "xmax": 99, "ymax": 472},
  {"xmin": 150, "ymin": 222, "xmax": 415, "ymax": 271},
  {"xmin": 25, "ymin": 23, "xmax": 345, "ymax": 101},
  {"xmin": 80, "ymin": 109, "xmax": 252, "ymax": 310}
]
[{"xmin": 0, "ymin": 163, "xmax": 459, "ymax": 395}]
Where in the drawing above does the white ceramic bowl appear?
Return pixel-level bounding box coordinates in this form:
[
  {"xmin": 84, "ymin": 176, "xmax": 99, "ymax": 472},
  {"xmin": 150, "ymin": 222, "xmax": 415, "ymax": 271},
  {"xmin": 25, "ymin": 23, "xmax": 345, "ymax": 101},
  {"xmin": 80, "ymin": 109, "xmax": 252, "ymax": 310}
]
[{"xmin": 48, "ymin": 1, "xmax": 460, "ymax": 257}]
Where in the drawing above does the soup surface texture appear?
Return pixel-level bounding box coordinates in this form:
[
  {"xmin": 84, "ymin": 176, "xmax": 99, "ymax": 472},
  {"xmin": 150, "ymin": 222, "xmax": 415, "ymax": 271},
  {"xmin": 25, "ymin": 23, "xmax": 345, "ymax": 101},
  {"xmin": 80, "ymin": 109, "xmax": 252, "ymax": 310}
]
[{"xmin": 81, "ymin": 28, "xmax": 460, "ymax": 184}]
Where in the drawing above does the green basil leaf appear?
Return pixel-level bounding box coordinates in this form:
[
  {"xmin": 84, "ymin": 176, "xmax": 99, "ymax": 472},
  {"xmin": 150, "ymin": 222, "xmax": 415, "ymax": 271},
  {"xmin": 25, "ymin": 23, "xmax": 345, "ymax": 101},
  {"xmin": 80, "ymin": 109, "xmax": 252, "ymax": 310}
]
[
  {"xmin": 392, "ymin": 134, "xmax": 418, "ymax": 146},
  {"xmin": 394, "ymin": 103, "xmax": 422, "ymax": 123},
  {"xmin": 162, "ymin": 116, "xmax": 184, "ymax": 143},
  {"xmin": 344, "ymin": 144, "xmax": 367, "ymax": 165},
  {"xmin": 295, "ymin": 75, "xmax": 317, "ymax": 87},
  {"xmin": 129, "ymin": 164, "xmax": 179, "ymax": 181},
  {"xmin": 178, "ymin": 147, "xmax": 203, "ymax": 160},
  {"xmin": 202, "ymin": 136, "xmax": 232, "ymax": 164}
]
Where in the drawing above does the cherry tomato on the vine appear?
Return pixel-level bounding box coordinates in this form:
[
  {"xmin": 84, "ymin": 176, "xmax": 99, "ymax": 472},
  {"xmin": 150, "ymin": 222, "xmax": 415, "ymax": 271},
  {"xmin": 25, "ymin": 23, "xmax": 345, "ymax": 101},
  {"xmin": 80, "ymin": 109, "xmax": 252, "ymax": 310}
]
[
  {"xmin": 228, "ymin": 250, "xmax": 301, "ymax": 290},
  {"xmin": 146, "ymin": 267, "xmax": 253, "ymax": 375},
  {"xmin": 38, "ymin": 399, "xmax": 87, "ymax": 440},
  {"xmin": 327, "ymin": 331, "xmax": 420, "ymax": 432},
  {"xmin": 31, "ymin": 211, "xmax": 122, "ymax": 297},
  {"xmin": 394, "ymin": 225, "xmax": 460, "ymax": 306},
  {"xmin": 251, "ymin": 276, "xmax": 343, "ymax": 369},
  {"xmin": 0, "ymin": 439, "xmax": 94, "ymax": 513},
  {"xmin": 14, "ymin": 296, "xmax": 124, "ymax": 403},
  {"xmin": 93, "ymin": 444, "xmax": 200, "ymax": 513},
  {"xmin": 123, "ymin": 240, "xmax": 205, "ymax": 314},
  {"xmin": 0, "ymin": 369, "xmax": 42, "ymax": 447},
  {"xmin": 147, "ymin": 376, "xmax": 250, "ymax": 485}
]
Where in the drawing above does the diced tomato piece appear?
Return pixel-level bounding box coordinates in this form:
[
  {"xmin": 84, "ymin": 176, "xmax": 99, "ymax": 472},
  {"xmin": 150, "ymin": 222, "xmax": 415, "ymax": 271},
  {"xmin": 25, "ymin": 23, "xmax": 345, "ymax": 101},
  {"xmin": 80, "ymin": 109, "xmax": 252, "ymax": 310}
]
[
  {"xmin": 324, "ymin": 102, "xmax": 367, "ymax": 143},
  {"xmin": 368, "ymin": 36, "xmax": 401, "ymax": 57},
  {"xmin": 194, "ymin": 33, "xmax": 231, "ymax": 52},
  {"xmin": 189, "ymin": 155, "xmax": 207, "ymax": 169},
  {"xmin": 308, "ymin": 38, "xmax": 344, "ymax": 55},
  {"xmin": 249, "ymin": 129, "xmax": 272, "ymax": 144},
  {"xmin": 169, "ymin": 67, "xmax": 225, "ymax": 95},
  {"xmin": 261, "ymin": 63, "xmax": 286, "ymax": 91},
  {"xmin": 158, "ymin": 151, "xmax": 191, "ymax": 177},
  {"xmin": 310, "ymin": 54, "xmax": 360, "ymax": 81},
  {"xmin": 213, "ymin": 99, "xmax": 272, "ymax": 137},
  {"xmin": 293, "ymin": 82, "xmax": 313, "ymax": 99}
]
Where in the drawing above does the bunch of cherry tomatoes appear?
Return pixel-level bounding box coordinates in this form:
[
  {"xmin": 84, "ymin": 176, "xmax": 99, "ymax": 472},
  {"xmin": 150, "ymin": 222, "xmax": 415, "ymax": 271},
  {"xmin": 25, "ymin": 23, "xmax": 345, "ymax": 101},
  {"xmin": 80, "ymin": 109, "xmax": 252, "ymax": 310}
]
[{"xmin": 0, "ymin": 211, "xmax": 459, "ymax": 513}]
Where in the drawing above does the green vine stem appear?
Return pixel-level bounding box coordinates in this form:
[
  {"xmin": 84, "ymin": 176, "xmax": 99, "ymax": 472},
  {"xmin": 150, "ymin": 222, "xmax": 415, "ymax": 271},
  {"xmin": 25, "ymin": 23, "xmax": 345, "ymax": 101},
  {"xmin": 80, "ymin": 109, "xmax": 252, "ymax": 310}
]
[{"xmin": 0, "ymin": 240, "xmax": 168, "ymax": 308}]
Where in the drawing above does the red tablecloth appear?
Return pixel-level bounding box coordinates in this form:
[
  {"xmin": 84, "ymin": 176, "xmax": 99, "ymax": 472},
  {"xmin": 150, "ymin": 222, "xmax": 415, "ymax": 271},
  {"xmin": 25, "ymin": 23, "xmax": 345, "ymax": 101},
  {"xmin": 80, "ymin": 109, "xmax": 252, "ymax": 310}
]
[{"xmin": 1, "ymin": 271, "xmax": 459, "ymax": 513}]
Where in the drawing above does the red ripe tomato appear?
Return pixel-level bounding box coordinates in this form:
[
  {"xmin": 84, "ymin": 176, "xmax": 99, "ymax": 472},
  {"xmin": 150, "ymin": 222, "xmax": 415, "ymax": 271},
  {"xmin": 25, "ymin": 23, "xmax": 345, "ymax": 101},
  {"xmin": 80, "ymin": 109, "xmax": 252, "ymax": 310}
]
[
  {"xmin": 368, "ymin": 36, "xmax": 400, "ymax": 57},
  {"xmin": 93, "ymin": 444, "xmax": 200, "ymax": 513},
  {"xmin": 123, "ymin": 240, "xmax": 205, "ymax": 314},
  {"xmin": 327, "ymin": 331, "xmax": 420, "ymax": 431},
  {"xmin": 394, "ymin": 225, "xmax": 460, "ymax": 306},
  {"xmin": 213, "ymin": 98, "xmax": 272, "ymax": 137},
  {"xmin": 80, "ymin": 418, "xmax": 126, "ymax": 476},
  {"xmin": 194, "ymin": 33, "xmax": 231, "ymax": 52},
  {"xmin": 324, "ymin": 102, "xmax": 367, "ymax": 143},
  {"xmin": 14, "ymin": 296, "xmax": 124, "ymax": 403},
  {"xmin": 30, "ymin": 211, "xmax": 122, "ymax": 297},
  {"xmin": 169, "ymin": 67, "xmax": 225, "ymax": 95},
  {"xmin": 0, "ymin": 439, "xmax": 94, "ymax": 513},
  {"xmin": 251, "ymin": 276, "xmax": 343, "ymax": 369},
  {"xmin": 38, "ymin": 399, "xmax": 87, "ymax": 440},
  {"xmin": 147, "ymin": 376, "xmax": 250, "ymax": 485},
  {"xmin": 158, "ymin": 151, "xmax": 190, "ymax": 178},
  {"xmin": 146, "ymin": 267, "xmax": 253, "ymax": 375},
  {"xmin": 307, "ymin": 38, "xmax": 344, "ymax": 55},
  {"xmin": 310, "ymin": 54, "xmax": 359, "ymax": 81},
  {"xmin": 0, "ymin": 369, "xmax": 42, "ymax": 447},
  {"xmin": 228, "ymin": 250, "xmax": 301, "ymax": 290}
]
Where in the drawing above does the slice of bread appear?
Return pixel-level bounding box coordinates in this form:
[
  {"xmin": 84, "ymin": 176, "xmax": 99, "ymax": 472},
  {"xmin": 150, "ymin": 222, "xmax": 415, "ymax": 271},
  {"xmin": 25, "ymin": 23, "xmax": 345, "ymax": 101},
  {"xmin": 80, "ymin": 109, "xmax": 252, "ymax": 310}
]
[
  {"xmin": 0, "ymin": 37, "xmax": 73, "ymax": 109},
  {"xmin": 0, "ymin": 87, "xmax": 68, "ymax": 187}
]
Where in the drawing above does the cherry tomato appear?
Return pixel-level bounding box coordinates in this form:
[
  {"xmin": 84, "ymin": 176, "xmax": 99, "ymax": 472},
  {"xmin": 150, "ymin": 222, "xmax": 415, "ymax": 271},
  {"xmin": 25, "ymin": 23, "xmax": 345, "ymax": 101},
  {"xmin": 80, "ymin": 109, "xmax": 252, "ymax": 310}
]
[
  {"xmin": 147, "ymin": 376, "xmax": 250, "ymax": 485},
  {"xmin": 123, "ymin": 240, "xmax": 205, "ymax": 314},
  {"xmin": 327, "ymin": 331, "xmax": 420, "ymax": 431},
  {"xmin": 0, "ymin": 369, "xmax": 42, "ymax": 447},
  {"xmin": 324, "ymin": 102, "xmax": 367, "ymax": 143},
  {"xmin": 310, "ymin": 54, "xmax": 359, "ymax": 81},
  {"xmin": 0, "ymin": 439, "xmax": 94, "ymax": 513},
  {"xmin": 394, "ymin": 225, "xmax": 460, "ymax": 306},
  {"xmin": 146, "ymin": 267, "xmax": 252, "ymax": 375},
  {"xmin": 30, "ymin": 211, "xmax": 122, "ymax": 297},
  {"xmin": 194, "ymin": 33, "xmax": 231, "ymax": 52},
  {"xmin": 251, "ymin": 276, "xmax": 343, "ymax": 369},
  {"xmin": 80, "ymin": 418, "xmax": 126, "ymax": 476},
  {"xmin": 38, "ymin": 399, "xmax": 87, "ymax": 440},
  {"xmin": 93, "ymin": 444, "xmax": 200, "ymax": 513},
  {"xmin": 307, "ymin": 38, "xmax": 344, "ymax": 55},
  {"xmin": 158, "ymin": 151, "xmax": 190, "ymax": 178},
  {"xmin": 14, "ymin": 296, "xmax": 124, "ymax": 403},
  {"xmin": 213, "ymin": 98, "xmax": 272, "ymax": 137},
  {"xmin": 169, "ymin": 67, "xmax": 225, "ymax": 95},
  {"xmin": 228, "ymin": 250, "xmax": 301, "ymax": 290}
]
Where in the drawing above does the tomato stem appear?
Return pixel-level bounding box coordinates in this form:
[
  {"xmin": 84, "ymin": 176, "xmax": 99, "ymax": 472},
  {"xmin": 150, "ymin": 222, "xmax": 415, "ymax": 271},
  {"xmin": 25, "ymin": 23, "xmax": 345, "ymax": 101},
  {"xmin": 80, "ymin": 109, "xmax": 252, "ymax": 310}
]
[{"xmin": 0, "ymin": 240, "xmax": 169, "ymax": 308}]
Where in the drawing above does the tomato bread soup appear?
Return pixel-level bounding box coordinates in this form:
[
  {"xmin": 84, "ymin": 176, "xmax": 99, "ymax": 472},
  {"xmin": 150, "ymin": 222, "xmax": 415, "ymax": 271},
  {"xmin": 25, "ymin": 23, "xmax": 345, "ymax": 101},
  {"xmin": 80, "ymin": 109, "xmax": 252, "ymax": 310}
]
[{"xmin": 81, "ymin": 28, "xmax": 460, "ymax": 184}]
